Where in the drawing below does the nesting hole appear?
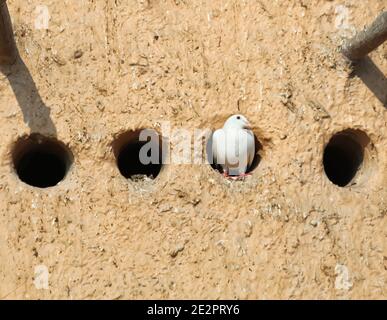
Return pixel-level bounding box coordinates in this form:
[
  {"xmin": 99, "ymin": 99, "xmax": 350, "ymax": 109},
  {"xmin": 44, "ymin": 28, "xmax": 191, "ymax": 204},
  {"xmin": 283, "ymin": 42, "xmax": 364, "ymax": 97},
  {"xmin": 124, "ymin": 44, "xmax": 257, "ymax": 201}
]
[
  {"xmin": 112, "ymin": 129, "xmax": 164, "ymax": 180},
  {"xmin": 323, "ymin": 129, "xmax": 371, "ymax": 187},
  {"xmin": 12, "ymin": 134, "xmax": 73, "ymax": 188},
  {"xmin": 206, "ymin": 132, "xmax": 262, "ymax": 176}
]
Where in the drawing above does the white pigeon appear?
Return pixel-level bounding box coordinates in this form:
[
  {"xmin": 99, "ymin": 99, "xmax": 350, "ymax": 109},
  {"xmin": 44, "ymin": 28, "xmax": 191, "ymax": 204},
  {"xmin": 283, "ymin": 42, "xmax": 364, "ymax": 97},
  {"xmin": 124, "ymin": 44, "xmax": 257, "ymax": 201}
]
[{"xmin": 211, "ymin": 114, "xmax": 255, "ymax": 177}]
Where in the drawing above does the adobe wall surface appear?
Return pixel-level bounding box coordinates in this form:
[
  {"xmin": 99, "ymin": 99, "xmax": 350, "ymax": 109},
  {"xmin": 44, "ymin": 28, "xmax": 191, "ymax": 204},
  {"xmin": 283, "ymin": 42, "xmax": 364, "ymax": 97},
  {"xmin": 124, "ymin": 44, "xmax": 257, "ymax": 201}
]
[{"xmin": 0, "ymin": 0, "xmax": 386, "ymax": 299}]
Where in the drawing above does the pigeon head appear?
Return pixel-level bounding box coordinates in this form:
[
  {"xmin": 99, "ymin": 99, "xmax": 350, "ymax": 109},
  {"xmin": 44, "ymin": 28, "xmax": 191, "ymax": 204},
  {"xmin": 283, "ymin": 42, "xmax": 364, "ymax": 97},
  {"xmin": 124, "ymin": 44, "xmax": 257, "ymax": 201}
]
[{"xmin": 224, "ymin": 114, "xmax": 251, "ymax": 130}]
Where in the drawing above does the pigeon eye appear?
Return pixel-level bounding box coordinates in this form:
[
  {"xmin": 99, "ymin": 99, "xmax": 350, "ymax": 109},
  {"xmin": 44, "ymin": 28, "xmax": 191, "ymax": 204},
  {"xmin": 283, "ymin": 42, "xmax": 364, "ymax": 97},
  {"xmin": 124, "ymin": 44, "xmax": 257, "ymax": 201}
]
[{"xmin": 237, "ymin": 116, "xmax": 241, "ymax": 120}]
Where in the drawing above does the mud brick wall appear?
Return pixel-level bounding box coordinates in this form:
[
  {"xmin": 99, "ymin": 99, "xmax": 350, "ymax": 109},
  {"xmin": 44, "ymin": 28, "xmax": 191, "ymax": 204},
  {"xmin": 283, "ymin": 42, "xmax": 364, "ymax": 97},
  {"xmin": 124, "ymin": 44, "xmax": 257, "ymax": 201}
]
[{"xmin": 0, "ymin": 0, "xmax": 385, "ymax": 299}]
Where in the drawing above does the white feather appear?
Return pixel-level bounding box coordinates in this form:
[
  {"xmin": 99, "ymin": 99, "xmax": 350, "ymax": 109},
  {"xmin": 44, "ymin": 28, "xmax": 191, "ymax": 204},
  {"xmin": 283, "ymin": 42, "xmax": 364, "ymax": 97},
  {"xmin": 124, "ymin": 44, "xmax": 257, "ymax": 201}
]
[{"xmin": 212, "ymin": 115, "xmax": 255, "ymax": 175}]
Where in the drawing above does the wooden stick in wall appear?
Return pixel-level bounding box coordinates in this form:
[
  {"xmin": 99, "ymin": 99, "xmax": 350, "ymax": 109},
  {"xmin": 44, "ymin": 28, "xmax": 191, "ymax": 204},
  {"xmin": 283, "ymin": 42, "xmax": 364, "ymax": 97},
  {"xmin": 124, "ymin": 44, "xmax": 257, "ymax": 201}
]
[
  {"xmin": 0, "ymin": 0, "xmax": 16, "ymax": 65},
  {"xmin": 342, "ymin": 11, "xmax": 387, "ymax": 61}
]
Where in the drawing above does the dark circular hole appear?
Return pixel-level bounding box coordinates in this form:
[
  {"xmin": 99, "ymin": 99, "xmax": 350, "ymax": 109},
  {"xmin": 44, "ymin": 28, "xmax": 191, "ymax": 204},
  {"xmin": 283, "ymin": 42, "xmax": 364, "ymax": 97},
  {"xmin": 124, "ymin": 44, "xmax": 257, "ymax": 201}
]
[
  {"xmin": 12, "ymin": 134, "xmax": 73, "ymax": 188},
  {"xmin": 206, "ymin": 131, "xmax": 262, "ymax": 176},
  {"xmin": 323, "ymin": 130, "xmax": 366, "ymax": 187},
  {"xmin": 112, "ymin": 129, "xmax": 164, "ymax": 180}
]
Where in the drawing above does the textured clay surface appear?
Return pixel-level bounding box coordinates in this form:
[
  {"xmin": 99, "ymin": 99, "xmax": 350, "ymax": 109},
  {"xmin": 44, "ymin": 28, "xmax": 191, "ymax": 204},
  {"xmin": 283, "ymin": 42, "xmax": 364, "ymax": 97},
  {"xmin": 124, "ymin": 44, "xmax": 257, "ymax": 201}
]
[{"xmin": 0, "ymin": 0, "xmax": 386, "ymax": 299}]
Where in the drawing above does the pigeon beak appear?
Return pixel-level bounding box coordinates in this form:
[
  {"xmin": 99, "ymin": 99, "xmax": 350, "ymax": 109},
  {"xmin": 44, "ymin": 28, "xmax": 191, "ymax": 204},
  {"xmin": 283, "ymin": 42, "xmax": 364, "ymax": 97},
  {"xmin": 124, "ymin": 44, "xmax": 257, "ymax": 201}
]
[{"xmin": 244, "ymin": 122, "xmax": 252, "ymax": 130}]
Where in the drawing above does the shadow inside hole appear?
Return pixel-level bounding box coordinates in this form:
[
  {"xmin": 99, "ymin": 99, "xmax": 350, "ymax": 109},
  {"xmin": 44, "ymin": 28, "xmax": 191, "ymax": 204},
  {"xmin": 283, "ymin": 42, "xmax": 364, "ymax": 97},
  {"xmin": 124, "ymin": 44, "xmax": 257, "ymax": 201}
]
[
  {"xmin": 112, "ymin": 130, "xmax": 164, "ymax": 180},
  {"xmin": 207, "ymin": 132, "xmax": 262, "ymax": 175},
  {"xmin": 12, "ymin": 134, "xmax": 73, "ymax": 188},
  {"xmin": 323, "ymin": 130, "xmax": 368, "ymax": 187}
]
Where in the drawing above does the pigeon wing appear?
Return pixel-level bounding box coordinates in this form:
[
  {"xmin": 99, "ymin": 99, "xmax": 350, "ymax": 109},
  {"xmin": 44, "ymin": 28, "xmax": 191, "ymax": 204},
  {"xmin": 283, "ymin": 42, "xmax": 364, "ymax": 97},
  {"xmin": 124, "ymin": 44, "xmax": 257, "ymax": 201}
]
[{"xmin": 212, "ymin": 129, "xmax": 225, "ymax": 166}]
